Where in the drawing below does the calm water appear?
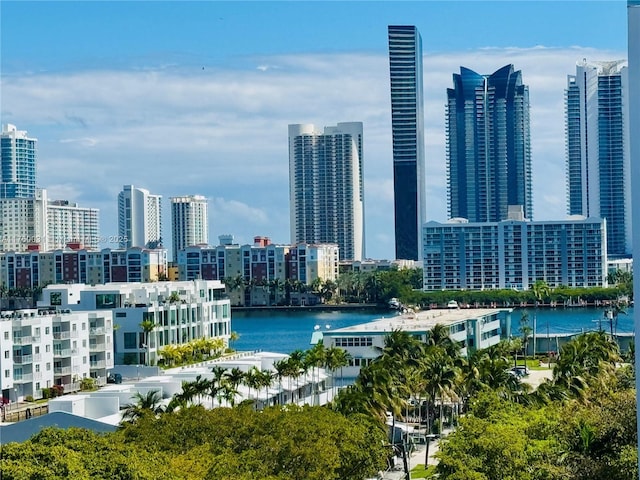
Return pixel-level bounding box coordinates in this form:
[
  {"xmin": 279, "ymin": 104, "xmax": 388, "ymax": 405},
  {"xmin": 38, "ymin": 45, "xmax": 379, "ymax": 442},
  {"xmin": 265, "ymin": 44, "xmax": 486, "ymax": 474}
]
[{"xmin": 231, "ymin": 306, "xmax": 635, "ymax": 355}]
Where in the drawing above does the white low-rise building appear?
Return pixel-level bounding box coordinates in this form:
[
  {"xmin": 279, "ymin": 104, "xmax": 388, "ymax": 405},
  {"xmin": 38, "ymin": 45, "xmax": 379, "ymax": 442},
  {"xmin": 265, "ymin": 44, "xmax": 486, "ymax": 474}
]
[
  {"xmin": 0, "ymin": 308, "xmax": 114, "ymax": 403},
  {"xmin": 38, "ymin": 280, "xmax": 231, "ymax": 366},
  {"xmin": 317, "ymin": 308, "xmax": 513, "ymax": 381}
]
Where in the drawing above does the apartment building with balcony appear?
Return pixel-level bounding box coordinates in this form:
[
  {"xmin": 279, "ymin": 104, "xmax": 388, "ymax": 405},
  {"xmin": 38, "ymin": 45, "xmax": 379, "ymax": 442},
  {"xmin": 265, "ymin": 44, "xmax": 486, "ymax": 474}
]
[
  {"xmin": 0, "ymin": 309, "xmax": 114, "ymax": 403},
  {"xmin": 38, "ymin": 280, "xmax": 230, "ymax": 366}
]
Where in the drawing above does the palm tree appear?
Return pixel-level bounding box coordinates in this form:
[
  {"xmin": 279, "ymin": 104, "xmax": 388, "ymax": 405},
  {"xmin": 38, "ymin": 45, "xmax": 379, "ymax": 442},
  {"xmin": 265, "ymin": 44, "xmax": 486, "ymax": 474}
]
[
  {"xmin": 121, "ymin": 390, "xmax": 165, "ymax": 423},
  {"xmin": 519, "ymin": 312, "xmax": 532, "ymax": 369},
  {"xmin": 139, "ymin": 319, "xmax": 155, "ymax": 366},
  {"xmin": 324, "ymin": 346, "xmax": 351, "ymax": 397},
  {"xmin": 244, "ymin": 367, "xmax": 262, "ymax": 408},
  {"xmin": 305, "ymin": 341, "xmax": 327, "ymax": 405}
]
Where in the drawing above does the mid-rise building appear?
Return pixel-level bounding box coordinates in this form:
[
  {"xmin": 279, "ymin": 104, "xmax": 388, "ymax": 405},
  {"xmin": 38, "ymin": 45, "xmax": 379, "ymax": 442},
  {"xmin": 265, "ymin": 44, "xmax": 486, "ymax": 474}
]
[
  {"xmin": 446, "ymin": 65, "xmax": 532, "ymax": 222},
  {"xmin": 47, "ymin": 199, "xmax": 99, "ymax": 250},
  {"xmin": 117, "ymin": 185, "xmax": 162, "ymax": 249},
  {"xmin": 288, "ymin": 122, "xmax": 364, "ymax": 261},
  {"xmin": 565, "ymin": 59, "xmax": 631, "ymax": 258},
  {"xmin": 422, "ymin": 216, "xmax": 607, "ymax": 291},
  {"xmin": 0, "ymin": 190, "xmax": 47, "ymax": 251},
  {"xmin": 0, "ymin": 124, "xmax": 37, "ymax": 199},
  {"xmin": 170, "ymin": 195, "xmax": 208, "ymax": 262},
  {"xmin": 0, "ymin": 308, "xmax": 114, "ymax": 403},
  {"xmin": 38, "ymin": 280, "xmax": 230, "ymax": 366},
  {"xmin": 388, "ymin": 25, "xmax": 426, "ymax": 261}
]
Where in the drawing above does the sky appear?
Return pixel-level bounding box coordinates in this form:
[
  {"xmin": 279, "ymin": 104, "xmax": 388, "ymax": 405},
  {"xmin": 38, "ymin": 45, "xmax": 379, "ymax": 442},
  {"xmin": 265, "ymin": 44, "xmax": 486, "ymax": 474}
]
[{"xmin": 0, "ymin": 1, "xmax": 629, "ymax": 261}]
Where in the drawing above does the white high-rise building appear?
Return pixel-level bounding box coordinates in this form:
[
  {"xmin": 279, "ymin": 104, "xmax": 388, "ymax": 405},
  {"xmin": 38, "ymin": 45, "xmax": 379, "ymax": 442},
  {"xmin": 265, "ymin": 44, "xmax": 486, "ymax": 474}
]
[
  {"xmin": 0, "ymin": 190, "xmax": 47, "ymax": 251},
  {"xmin": 170, "ymin": 195, "xmax": 208, "ymax": 261},
  {"xmin": 288, "ymin": 122, "xmax": 364, "ymax": 261},
  {"xmin": 565, "ymin": 59, "xmax": 631, "ymax": 258},
  {"xmin": 117, "ymin": 185, "xmax": 162, "ymax": 249}
]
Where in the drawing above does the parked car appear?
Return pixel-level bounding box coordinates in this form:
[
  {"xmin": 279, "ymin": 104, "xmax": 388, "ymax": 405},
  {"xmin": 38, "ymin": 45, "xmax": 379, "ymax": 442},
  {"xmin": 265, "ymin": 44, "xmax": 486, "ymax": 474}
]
[
  {"xmin": 510, "ymin": 366, "xmax": 529, "ymax": 377},
  {"xmin": 107, "ymin": 373, "xmax": 122, "ymax": 384}
]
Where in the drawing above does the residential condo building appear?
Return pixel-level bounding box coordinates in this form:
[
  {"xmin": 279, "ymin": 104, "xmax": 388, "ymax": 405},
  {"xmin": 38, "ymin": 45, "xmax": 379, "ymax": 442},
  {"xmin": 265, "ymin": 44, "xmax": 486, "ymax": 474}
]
[
  {"xmin": 388, "ymin": 25, "xmax": 426, "ymax": 261},
  {"xmin": 0, "ymin": 308, "xmax": 114, "ymax": 403},
  {"xmin": 38, "ymin": 280, "xmax": 230, "ymax": 366},
  {"xmin": 288, "ymin": 123, "xmax": 364, "ymax": 261},
  {"xmin": 446, "ymin": 65, "xmax": 532, "ymax": 222},
  {"xmin": 0, "ymin": 124, "xmax": 37, "ymax": 199},
  {"xmin": 47, "ymin": 199, "xmax": 100, "ymax": 250},
  {"xmin": 422, "ymin": 216, "xmax": 607, "ymax": 291},
  {"xmin": 118, "ymin": 185, "xmax": 163, "ymax": 249},
  {"xmin": 565, "ymin": 59, "xmax": 631, "ymax": 258},
  {"xmin": 170, "ymin": 195, "xmax": 208, "ymax": 262}
]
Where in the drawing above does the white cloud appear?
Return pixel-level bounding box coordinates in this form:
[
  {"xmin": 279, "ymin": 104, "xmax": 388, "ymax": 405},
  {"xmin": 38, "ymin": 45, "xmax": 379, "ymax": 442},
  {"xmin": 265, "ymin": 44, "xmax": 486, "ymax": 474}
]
[{"xmin": 0, "ymin": 45, "xmax": 626, "ymax": 259}]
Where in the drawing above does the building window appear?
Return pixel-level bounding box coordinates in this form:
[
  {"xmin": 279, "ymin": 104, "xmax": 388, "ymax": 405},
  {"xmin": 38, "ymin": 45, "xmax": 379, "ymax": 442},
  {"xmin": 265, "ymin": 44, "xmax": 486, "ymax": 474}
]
[
  {"xmin": 46, "ymin": 345, "xmax": 50, "ymax": 353},
  {"xmin": 124, "ymin": 332, "xmax": 137, "ymax": 349},
  {"xmin": 3, "ymin": 332, "xmax": 8, "ymax": 340},
  {"xmin": 3, "ymin": 351, "xmax": 8, "ymax": 359},
  {"xmin": 4, "ymin": 370, "xmax": 9, "ymax": 378},
  {"xmin": 46, "ymin": 363, "xmax": 51, "ymax": 371}
]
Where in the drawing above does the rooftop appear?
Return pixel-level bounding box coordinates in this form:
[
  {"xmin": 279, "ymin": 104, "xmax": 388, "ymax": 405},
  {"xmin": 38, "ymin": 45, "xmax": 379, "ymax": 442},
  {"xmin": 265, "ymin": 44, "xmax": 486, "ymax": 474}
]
[{"xmin": 327, "ymin": 308, "xmax": 510, "ymax": 335}]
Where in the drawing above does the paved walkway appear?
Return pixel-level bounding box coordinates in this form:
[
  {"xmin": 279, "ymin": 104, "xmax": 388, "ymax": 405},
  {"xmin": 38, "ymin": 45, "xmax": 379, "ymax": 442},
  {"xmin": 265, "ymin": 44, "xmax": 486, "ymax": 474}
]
[{"xmin": 381, "ymin": 430, "xmax": 448, "ymax": 480}]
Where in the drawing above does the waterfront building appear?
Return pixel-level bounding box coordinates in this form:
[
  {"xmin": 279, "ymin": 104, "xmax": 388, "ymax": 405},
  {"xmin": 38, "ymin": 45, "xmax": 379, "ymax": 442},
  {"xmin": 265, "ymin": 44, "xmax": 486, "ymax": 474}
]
[
  {"xmin": 38, "ymin": 280, "xmax": 230, "ymax": 366},
  {"xmin": 422, "ymin": 215, "xmax": 607, "ymax": 291},
  {"xmin": 288, "ymin": 122, "xmax": 364, "ymax": 261},
  {"xmin": 0, "ymin": 308, "xmax": 114, "ymax": 403},
  {"xmin": 0, "ymin": 124, "xmax": 37, "ymax": 199},
  {"xmin": 117, "ymin": 185, "xmax": 163, "ymax": 249},
  {"xmin": 565, "ymin": 59, "xmax": 631, "ymax": 258},
  {"xmin": 47, "ymin": 199, "xmax": 99, "ymax": 250},
  {"xmin": 178, "ymin": 238, "xmax": 338, "ymax": 307},
  {"xmin": 446, "ymin": 65, "xmax": 532, "ymax": 222},
  {"xmin": 317, "ymin": 308, "xmax": 512, "ymax": 380},
  {"xmin": 170, "ymin": 195, "xmax": 208, "ymax": 262},
  {"xmin": 388, "ymin": 25, "xmax": 426, "ymax": 261},
  {"xmin": 0, "ymin": 246, "xmax": 168, "ymax": 289}
]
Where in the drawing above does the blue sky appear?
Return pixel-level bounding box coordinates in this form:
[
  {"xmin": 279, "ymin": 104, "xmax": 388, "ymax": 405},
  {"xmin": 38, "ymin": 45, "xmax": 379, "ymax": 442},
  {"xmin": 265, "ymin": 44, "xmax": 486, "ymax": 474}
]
[{"xmin": 0, "ymin": 1, "xmax": 628, "ymax": 260}]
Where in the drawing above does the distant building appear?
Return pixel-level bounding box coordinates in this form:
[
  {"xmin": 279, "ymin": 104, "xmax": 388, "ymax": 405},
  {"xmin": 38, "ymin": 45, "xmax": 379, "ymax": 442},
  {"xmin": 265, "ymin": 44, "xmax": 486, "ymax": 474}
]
[
  {"xmin": 38, "ymin": 280, "xmax": 230, "ymax": 366},
  {"xmin": 170, "ymin": 195, "xmax": 208, "ymax": 262},
  {"xmin": 422, "ymin": 216, "xmax": 607, "ymax": 291},
  {"xmin": 0, "ymin": 308, "xmax": 114, "ymax": 403},
  {"xmin": 0, "ymin": 191, "xmax": 47, "ymax": 251},
  {"xmin": 47, "ymin": 198, "xmax": 99, "ymax": 250},
  {"xmin": 388, "ymin": 25, "xmax": 426, "ymax": 262},
  {"xmin": 446, "ymin": 65, "xmax": 532, "ymax": 222},
  {"xmin": 0, "ymin": 124, "xmax": 37, "ymax": 199},
  {"xmin": 178, "ymin": 239, "xmax": 339, "ymax": 307},
  {"xmin": 117, "ymin": 185, "xmax": 162, "ymax": 249},
  {"xmin": 565, "ymin": 59, "xmax": 631, "ymax": 258},
  {"xmin": 288, "ymin": 122, "xmax": 364, "ymax": 261}
]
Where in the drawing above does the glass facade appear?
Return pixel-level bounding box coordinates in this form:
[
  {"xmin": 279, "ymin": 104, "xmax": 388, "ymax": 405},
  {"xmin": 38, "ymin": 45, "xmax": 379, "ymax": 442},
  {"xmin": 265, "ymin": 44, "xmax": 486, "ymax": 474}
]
[
  {"xmin": 388, "ymin": 25, "xmax": 425, "ymax": 261},
  {"xmin": 446, "ymin": 65, "xmax": 532, "ymax": 223},
  {"xmin": 0, "ymin": 125, "xmax": 37, "ymax": 199}
]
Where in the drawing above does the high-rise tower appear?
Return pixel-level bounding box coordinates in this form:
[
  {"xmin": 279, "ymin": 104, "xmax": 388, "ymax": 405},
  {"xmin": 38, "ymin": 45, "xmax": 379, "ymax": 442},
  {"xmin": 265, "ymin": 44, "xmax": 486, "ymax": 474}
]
[
  {"xmin": 565, "ymin": 59, "xmax": 631, "ymax": 258},
  {"xmin": 0, "ymin": 124, "xmax": 37, "ymax": 199},
  {"xmin": 388, "ymin": 25, "xmax": 426, "ymax": 261},
  {"xmin": 446, "ymin": 65, "xmax": 532, "ymax": 223},
  {"xmin": 117, "ymin": 185, "xmax": 163, "ymax": 249},
  {"xmin": 288, "ymin": 122, "xmax": 364, "ymax": 261},
  {"xmin": 171, "ymin": 195, "xmax": 209, "ymax": 261}
]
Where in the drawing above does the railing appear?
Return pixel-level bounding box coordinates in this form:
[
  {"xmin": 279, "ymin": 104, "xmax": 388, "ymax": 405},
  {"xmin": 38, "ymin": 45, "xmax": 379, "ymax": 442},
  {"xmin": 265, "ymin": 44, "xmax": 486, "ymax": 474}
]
[
  {"xmin": 90, "ymin": 327, "xmax": 106, "ymax": 335},
  {"xmin": 13, "ymin": 355, "xmax": 33, "ymax": 364},
  {"xmin": 53, "ymin": 349, "xmax": 72, "ymax": 357},
  {"xmin": 89, "ymin": 343, "xmax": 106, "ymax": 351},
  {"xmin": 63, "ymin": 382, "xmax": 80, "ymax": 393},
  {"xmin": 95, "ymin": 377, "xmax": 107, "ymax": 387},
  {"xmin": 90, "ymin": 360, "xmax": 106, "ymax": 369},
  {"xmin": 54, "ymin": 366, "xmax": 71, "ymax": 375},
  {"xmin": 12, "ymin": 337, "xmax": 29, "ymax": 345},
  {"xmin": 13, "ymin": 374, "xmax": 33, "ymax": 383},
  {"xmin": 53, "ymin": 331, "xmax": 71, "ymax": 340}
]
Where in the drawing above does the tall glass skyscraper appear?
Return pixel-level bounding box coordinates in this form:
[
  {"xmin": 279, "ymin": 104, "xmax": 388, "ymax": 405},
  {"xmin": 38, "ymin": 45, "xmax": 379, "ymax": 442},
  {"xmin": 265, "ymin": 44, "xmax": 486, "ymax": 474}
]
[
  {"xmin": 288, "ymin": 122, "xmax": 364, "ymax": 261},
  {"xmin": 446, "ymin": 65, "xmax": 532, "ymax": 223},
  {"xmin": 565, "ymin": 59, "xmax": 631, "ymax": 258},
  {"xmin": 388, "ymin": 25, "xmax": 425, "ymax": 261},
  {"xmin": 0, "ymin": 124, "xmax": 37, "ymax": 198}
]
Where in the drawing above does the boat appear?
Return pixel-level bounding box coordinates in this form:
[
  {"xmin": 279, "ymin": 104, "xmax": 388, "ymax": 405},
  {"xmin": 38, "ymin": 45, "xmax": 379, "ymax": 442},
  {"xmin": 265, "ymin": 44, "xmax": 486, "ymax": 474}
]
[{"xmin": 447, "ymin": 300, "xmax": 459, "ymax": 309}]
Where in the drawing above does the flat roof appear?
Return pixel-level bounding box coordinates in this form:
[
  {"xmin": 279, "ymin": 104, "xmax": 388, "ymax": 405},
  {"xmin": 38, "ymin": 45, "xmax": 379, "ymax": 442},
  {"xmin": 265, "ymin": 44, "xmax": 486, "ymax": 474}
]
[{"xmin": 326, "ymin": 308, "xmax": 511, "ymax": 335}]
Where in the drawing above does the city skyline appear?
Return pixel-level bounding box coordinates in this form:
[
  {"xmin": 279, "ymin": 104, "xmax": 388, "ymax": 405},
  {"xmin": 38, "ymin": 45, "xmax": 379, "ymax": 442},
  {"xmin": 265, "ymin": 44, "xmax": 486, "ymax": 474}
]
[{"xmin": 0, "ymin": 1, "xmax": 627, "ymax": 260}]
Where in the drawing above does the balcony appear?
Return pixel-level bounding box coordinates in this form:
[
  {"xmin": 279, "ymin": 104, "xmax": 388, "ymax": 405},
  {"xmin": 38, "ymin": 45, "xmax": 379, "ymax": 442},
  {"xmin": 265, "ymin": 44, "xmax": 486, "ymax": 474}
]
[
  {"xmin": 89, "ymin": 343, "xmax": 106, "ymax": 352},
  {"xmin": 53, "ymin": 331, "xmax": 71, "ymax": 340},
  {"xmin": 90, "ymin": 360, "xmax": 106, "ymax": 369},
  {"xmin": 12, "ymin": 337, "xmax": 30, "ymax": 345},
  {"xmin": 14, "ymin": 374, "xmax": 33, "ymax": 383},
  {"xmin": 90, "ymin": 327, "xmax": 106, "ymax": 335},
  {"xmin": 13, "ymin": 355, "xmax": 33, "ymax": 364},
  {"xmin": 53, "ymin": 349, "xmax": 72, "ymax": 357},
  {"xmin": 54, "ymin": 366, "xmax": 72, "ymax": 375}
]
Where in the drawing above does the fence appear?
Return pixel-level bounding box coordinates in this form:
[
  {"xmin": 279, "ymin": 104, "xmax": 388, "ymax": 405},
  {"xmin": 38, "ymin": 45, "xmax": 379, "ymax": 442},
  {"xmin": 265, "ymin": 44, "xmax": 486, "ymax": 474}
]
[{"xmin": 2, "ymin": 404, "xmax": 48, "ymax": 423}]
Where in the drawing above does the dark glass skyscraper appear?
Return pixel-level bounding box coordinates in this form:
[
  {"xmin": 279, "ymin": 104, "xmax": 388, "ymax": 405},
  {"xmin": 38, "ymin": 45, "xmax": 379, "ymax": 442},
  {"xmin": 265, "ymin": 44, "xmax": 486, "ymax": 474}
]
[
  {"xmin": 446, "ymin": 65, "xmax": 532, "ymax": 223},
  {"xmin": 388, "ymin": 25, "xmax": 425, "ymax": 261}
]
